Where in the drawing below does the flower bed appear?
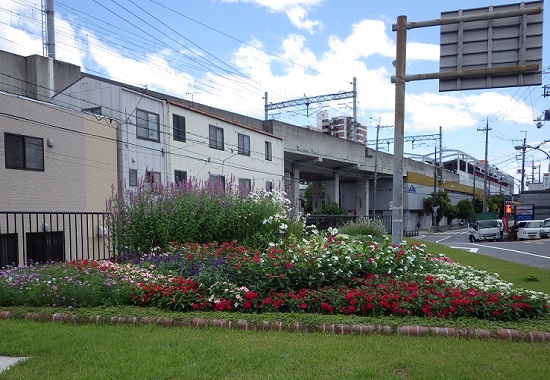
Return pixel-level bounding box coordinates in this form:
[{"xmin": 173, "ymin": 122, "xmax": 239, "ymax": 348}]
[{"xmin": 1, "ymin": 236, "xmax": 548, "ymax": 322}]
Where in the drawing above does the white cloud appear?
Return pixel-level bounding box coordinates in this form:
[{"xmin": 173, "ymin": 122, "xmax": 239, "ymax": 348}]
[
  {"xmin": 221, "ymin": 0, "xmax": 324, "ymax": 33},
  {"xmin": 86, "ymin": 35, "xmax": 195, "ymax": 97},
  {"xmin": 0, "ymin": 0, "xmax": 42, "ymax": 56}
]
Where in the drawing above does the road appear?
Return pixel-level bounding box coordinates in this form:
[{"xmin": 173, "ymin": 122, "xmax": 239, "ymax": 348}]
[{"xmin": 412, "ymin": 229, "xmax": 550, "ymax": 270}]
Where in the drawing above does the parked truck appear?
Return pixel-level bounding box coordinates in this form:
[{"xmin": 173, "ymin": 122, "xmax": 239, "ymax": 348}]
[{"xmin": 467, "ymin": 213, "xmax": 501, "ymax": 242}]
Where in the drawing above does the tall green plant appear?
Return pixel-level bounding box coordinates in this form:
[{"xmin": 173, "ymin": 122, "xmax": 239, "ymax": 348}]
[{"xmin": 106, "ymin": 179, "xmax": 304, "ymax": 256}]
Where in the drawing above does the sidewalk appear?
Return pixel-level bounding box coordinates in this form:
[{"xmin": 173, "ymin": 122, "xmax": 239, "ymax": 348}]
[{"xmin": 0, "ymin": 356, "xmax": 28, "ymax": 374}]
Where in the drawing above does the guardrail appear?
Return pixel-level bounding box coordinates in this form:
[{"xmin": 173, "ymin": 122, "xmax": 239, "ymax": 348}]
[{"xmin": 0, "ymin": 212, "xmax": 111, "ymax": 267}]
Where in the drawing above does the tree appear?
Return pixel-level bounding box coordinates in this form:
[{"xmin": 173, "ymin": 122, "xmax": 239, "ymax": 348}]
[
  {"xmin": 302, "ymin": 183, "xmax": 313, "ymax": 213},
  {"xmin": 423, "ymin": 190, "xmax": 451, "ymax": 225},
  {"xmin": 473, "ymin": 196, "xmax": 483, "ymax": 213},
  {"xmin": 443, "ymin": 204, "xmax": 459, "ymax": 224},
  {"xmin": 456, "ymin": 199, "xmax": 475, "ymax": 221},
  {"xmin": 487, "ymin": 194, "xmax": 505, "ymax": 215}
]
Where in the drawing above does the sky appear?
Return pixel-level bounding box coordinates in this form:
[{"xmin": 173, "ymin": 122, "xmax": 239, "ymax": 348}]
[{"xmin": 0, "ymin": 0, "xmax": 549, "ymax": 191}]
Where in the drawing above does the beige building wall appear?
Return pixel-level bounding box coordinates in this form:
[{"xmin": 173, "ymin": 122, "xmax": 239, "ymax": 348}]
[
  {"xmin": 83, "ymin": 115, "xmax": 118, "ymax": 211},
  {"xmin": 0, "ymin": 92, "xmax": 117, "ymax": 212}
]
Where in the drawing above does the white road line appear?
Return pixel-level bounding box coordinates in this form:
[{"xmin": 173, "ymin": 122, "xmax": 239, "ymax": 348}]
[
  {"xmin": 468, "ymin": 243, "xmax": 550, "ymax": 260},
  {"xmin": 450, "ymin": 246, "xmax": 479, "ymax": 253},
  {"xmin": 436, "ymin": 236, "xmax": 452, "ymax": 244}
]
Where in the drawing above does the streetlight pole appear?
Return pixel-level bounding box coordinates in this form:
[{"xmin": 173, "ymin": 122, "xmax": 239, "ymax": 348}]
[
  {"xmin": 514, "ymin": 138, "xmax": 550, "ymax": 192},
  {"xmin": 519, "ymin": 132, "xmax": 527, "ymax": 194}
]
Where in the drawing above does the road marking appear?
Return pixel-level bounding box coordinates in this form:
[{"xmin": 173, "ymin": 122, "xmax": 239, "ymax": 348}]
[
  {"xmin": 467, "ymin": 243, "xmax": 550, "ymax": 260},
  {"xmin": 436, "ymin": 236, "xmax": 451, "ymax": 244},
  {"xmin": 450, "ymin": 246, "xmax": 479, "ymax": 253}
]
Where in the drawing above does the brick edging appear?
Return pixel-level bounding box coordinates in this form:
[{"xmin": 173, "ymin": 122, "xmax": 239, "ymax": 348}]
[{"xmin": 1, "ymin": 310, "xmax": 549, "ymax": 343}]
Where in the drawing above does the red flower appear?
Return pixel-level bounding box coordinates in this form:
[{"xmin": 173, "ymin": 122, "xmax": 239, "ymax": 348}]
[
  {"xmin": 300, "ymin": 303, "xmax": 307, "ymax": 309},
  {"xmin": 245, "ymin": 291, "xmax": 259, "ymax": 299},
  {"xmin": 321, "ymin": 302, "xmax": 334, "ymax": 313}
]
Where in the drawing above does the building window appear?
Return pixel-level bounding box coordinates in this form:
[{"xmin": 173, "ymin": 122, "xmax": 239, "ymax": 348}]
[
  {"xmin": 136, "ymin": 109, "xmax": 160, "ymax": 141},
  {"xmin": 145, "ymin": 170, "xmax": 161, "ymax": 186},
  {"xmin": 83, "ymin": 107, "xmax": 102, "ymax": 115},
  {"xmin": 129, "ymin": 169, "xmax": 138, "ymax": 187},
  {"xmin": 209, "ymin": 125, "xmax": 224, "ymax": 150},
  {"xmin": 239, "ymin": 178, "xmax": 251, "ymax": 194},
  {"xmin": 4, "ymin": 133, "xmax": 44, "ymax": 171},
  {"xmin": 209, "ymin": 174, "xmax": 225, "ymax": 192},
  {"xmin": 265, "ymin": 141, "xmax": 272, "ymax": 161},
  {"xmin": 173, "ymin": 114, "xmax": 186, "ymax": 142},
  {"xmin": 266, "ymin": 181, "xmax": 273, "ymax": 192},
  {"xmin": 174, "ymin": 170, "xmax": 187, "ymax": 183},
  {"xmin": 238, "ymin": 133, "xmax": 250, "ymax": 156}
]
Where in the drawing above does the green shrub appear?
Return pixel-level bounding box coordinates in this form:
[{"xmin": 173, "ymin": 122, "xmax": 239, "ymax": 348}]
[
  {"xmin": 337, "ymin": 217, "xmax": 387, "ymax": 238},
  {"xmin": 106, "ymin": 179, "xmax": 305, "ymax": 255}
]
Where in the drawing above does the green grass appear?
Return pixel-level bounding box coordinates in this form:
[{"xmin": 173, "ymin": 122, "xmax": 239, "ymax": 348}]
[
  {"xmin": 413, "ymin": 239, "xmax": 550, "ymax": 295},
  {"xmin": 1, "ymin": 319, "xmax": 550, "ymax": 380},
  {"xmin": 1, "ymin": 241, "xmax": 550, "ymax": 379}
]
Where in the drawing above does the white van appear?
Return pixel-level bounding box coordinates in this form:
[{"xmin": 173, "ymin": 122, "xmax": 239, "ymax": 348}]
[
  {"xmin": 516, "ymin": 220, "xmax": 544, "ymax": 241},
  {"xmin": 540, "ymin": 218, "xmax": 550, "ymax": 239}
]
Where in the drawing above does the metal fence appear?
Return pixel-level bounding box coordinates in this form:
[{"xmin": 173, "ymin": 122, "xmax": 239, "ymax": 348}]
[{"xmin": 0, "ymin": 212, "xmax": 111, "ymax": 267}]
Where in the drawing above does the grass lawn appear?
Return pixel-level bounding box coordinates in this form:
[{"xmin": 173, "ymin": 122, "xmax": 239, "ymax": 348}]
[
  {"xmin": 1, "ymin": 242, "xmax": 550, "ymax": 379},
  {"xmin": 1, "ymin": 319, "xmax": 550, "ymax": 380}
]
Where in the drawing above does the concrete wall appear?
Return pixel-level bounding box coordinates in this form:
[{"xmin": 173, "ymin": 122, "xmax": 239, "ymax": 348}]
[{"xmin": 0, "ymin": 50, "xmax": 81, "ymax": 101}]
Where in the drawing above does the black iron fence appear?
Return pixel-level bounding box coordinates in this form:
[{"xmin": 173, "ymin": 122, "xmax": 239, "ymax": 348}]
[{"xmin": 0, "ymin": 212, "xmax": 111, "ymax": 267}]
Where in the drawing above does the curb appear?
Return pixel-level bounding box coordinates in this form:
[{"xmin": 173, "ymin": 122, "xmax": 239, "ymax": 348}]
[{"xmin": 1, "ymin": 310, "xmax": 549, "ymax": 343}]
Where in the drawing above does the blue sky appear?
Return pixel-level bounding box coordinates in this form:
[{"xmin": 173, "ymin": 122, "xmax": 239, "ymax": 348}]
[{"xmin": 1, "ymin": 0, "xmax": 548, "ymax": 190}]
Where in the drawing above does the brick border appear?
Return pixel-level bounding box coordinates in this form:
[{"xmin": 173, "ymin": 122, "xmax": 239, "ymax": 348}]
[{"xmin": 1, "ymin": 310, "xmax": 549, "ymax": 343}]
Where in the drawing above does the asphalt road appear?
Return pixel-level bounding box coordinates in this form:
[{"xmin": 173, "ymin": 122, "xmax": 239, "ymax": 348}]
[{"xmin": 412, "ymin": 229, "xmax": 550, "ymax": 270}]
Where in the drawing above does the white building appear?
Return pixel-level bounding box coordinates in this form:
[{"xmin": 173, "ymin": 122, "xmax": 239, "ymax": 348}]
[{"xmin": 54, "ymin": 75, "xmax": 284, "ymax": 192}]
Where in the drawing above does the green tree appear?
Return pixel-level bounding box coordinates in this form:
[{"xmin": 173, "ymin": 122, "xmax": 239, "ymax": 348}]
[
  {"xmin": 487, "ymin": 194, "xmax": 505, "ymax": 215},
  {"xmin": 473, "ymin": 196, "xmax": 483, "ymax": 213},
  {"xmin": 443, "ymin": 204, "xmax": 459, "ymax": 224},
  {"xmin": 302, "ymin": 183, "xmax": 313, "ymax": 214},
  {"xmin": 423, "ymin": 190, "xmax": 451, "ymax": 225},
  {"xmin": 314, "ymin": 202, "xmax": 346, "ymax": 215},
  {"xmin": 456, "ymin": 199, "xmax": 475, "ymax": 221}
]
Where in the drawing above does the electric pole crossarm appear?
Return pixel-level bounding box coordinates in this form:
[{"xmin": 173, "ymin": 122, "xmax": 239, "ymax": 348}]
[
  {"xmin": 265, "ymin": 91, "xmax": 355, "ymax": 111},
  {"xmin": 366, "ymin": 133, "xmax": 440, "ymax": 146}
]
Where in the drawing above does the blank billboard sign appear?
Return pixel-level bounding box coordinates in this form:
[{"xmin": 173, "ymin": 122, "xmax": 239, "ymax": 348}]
[{"xmin": 439, "ymin": 1, "xmax": 543, "ymax": 92}]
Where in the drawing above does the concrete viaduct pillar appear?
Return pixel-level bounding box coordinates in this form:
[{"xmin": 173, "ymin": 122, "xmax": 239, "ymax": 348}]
[
  {"xmin": 356, "ymin": 179, "xmax": 369, "ymax": 216},
  {"xmin": 325, "ymin": 173, "xmax": 340, "ymax": 207},
  {"xmin": 312, "ymin": 181, "xmax": 323, "ymax": 212},
  {"xmin": 290, "ymin": 166, "xmax": 301, "ymax": 212}
]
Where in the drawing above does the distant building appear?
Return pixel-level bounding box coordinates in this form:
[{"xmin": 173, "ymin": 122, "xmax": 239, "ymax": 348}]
[{"xmin": 321, "ymin": 116, "xmax": 366, "ymax": 144}]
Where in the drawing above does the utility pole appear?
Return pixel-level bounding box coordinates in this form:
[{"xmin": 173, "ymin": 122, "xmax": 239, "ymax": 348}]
[
  {"xmin": 439, "ymin": 126, "xmax": 442, "ymax": 182},
  {"xmin": 472, "ymin": 162, "xmax": 477, "ymax": 205},
  {"xmin": 391, "ymin": 15, "xmax": 407, "ymax": 245},
  {"xmin": 520, "ymin": 131, "xmax": 527, "ymax": 194},
  {"xmin": 352, "ymin": 77, "xmax": 357, "ymax": 142},
  {"xmin": 478, "ymin": 119, "xmax": 491, "ymax": 212},
  {"xmin": 433, "ymin": 145, "xmax": 437, "ymax": 194},
  {"xmin": 372, "ymin": 118, "xmax": 392, "ymax": 215}
]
